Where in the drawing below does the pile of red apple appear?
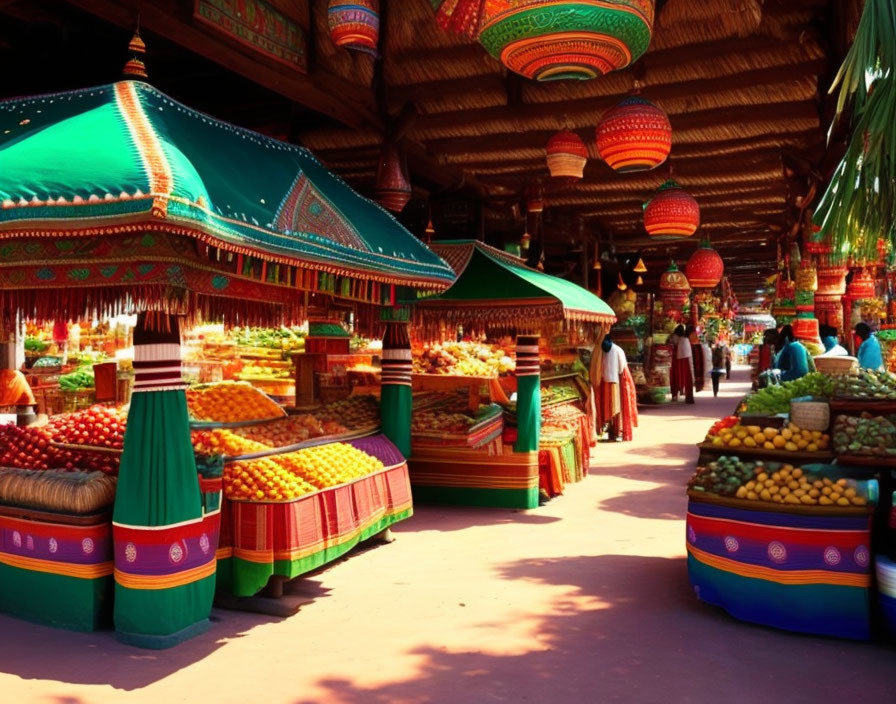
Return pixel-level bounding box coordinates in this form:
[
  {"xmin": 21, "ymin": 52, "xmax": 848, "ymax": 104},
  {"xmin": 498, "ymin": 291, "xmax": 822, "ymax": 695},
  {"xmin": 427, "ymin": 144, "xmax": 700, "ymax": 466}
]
[
  {"xmin": 46, "ymin": 405, "xmax": 127, "ymax": 450},
  {"xmin": 0, "ymin": 425, "xmax": 55, "ymax": 470}
]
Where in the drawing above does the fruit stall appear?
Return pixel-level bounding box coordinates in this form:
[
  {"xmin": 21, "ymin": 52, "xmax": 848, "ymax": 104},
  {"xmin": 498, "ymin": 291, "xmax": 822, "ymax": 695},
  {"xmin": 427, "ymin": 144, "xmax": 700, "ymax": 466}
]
[
  {"xmin": 687, "ymin": 367, "xmax": 896, "ymax": 640},
  {"xmin": 0, "ymin": 78, "xmax": 456, "ymax": 647},
  {"xmin": 408, "ymin": 240, "xmax": 615, "ymax": 509}
]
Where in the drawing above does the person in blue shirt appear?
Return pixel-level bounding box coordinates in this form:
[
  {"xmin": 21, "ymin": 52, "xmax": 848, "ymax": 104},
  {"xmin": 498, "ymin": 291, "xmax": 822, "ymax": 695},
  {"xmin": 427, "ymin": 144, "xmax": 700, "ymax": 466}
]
[
  {"xmin": 819, "ymin": 324, "xmax": 849, "ymax": 356},
  {"xmin": 774, "ymin": 325, "xmax": 811, "ymax": 382},
  {"xmin": 855, "ymin": 322, "xmax": 884, "ymax": 370}
]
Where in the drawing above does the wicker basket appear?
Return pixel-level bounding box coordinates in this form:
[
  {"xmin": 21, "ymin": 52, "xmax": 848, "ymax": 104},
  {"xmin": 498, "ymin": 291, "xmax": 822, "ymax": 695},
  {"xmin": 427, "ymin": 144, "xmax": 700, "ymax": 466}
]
[
  {"xmin": 790, "ymin": 400, "xmax": 830, "ymax": 431},
  {"xmin": 813, "ymin": 355, "xmax": 858, "ymax": 375}
]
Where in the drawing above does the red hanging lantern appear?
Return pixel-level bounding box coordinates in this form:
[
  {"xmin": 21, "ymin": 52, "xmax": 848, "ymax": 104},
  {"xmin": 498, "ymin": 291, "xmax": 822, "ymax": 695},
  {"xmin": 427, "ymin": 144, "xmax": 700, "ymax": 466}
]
[
  {"xmin": 686, "ymin": 240, "xmax": 724, "ymax": 289},
  {"xmin": 375, "ymin": 143, "xmax": 411, "ymax": 212},
  {"xmin": 643, "ymin": 180, "xmax": 699, "ymax": 239},
  {"xmin": 595, "ymin": 97, "xmax": 671, "ymax": 173},
  {"xmin": 476, "ymin": 1, "xmax": 655, "ymax": 81},
  {"xmin": 659, "ymin": 260, "xmax": 690, "ymax": 315},
  {"xmin": 546, "ymin": 130, "xmax": 587, "ymax": 180},
  {"xmin": 328, "ymin": 0, "xmax": 380, "ymax": 55}
]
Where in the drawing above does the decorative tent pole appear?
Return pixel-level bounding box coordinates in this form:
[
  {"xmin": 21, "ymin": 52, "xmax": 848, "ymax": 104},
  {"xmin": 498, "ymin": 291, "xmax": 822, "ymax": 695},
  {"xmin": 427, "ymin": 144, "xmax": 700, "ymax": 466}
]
[
  {"xmin": 380, "ymin": 306, "xmax": 413, "ymax": 458},
  {"xmin": 514, "ymin": 335, "xmax": 541, "ymax": 453},
  {"xmin": 112, "ymin": 313, "xmax": 217, "ymax": 648}
]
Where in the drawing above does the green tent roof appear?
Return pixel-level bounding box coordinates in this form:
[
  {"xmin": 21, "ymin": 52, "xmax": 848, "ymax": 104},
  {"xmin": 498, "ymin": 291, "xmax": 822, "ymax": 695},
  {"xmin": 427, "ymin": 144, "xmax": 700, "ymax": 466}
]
[
  {"xmin": 0, "ymin": 81, "xmax": 454, "ymax": 290},
  {"xmin": 413, "ymin": 240, "xmax": 616, "ymax": 324}
]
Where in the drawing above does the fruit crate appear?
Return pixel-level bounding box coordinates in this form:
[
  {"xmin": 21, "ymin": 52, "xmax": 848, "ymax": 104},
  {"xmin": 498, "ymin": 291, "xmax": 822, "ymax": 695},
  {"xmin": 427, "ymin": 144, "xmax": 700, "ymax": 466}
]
[{"xmin": 696, "ymin": 442, "xmax": 833, "ymax": 466}]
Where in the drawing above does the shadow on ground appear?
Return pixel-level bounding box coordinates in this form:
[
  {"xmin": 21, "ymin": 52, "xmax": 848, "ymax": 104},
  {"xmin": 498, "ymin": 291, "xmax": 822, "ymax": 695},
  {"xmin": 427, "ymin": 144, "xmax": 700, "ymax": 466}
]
[{"xmin": 300, "ymin": 554, "xmax": 895, "ymax": 704}]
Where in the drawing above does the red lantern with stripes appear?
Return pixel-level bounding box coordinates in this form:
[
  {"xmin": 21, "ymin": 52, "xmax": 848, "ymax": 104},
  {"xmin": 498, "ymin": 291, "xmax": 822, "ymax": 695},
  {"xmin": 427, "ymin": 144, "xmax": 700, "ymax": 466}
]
[
  {"xmin": 686, "ymin": 240, "xmax": 724, "ymax": 290},
  {"xmin": 328, "ymin": 0, "xmax": 380, "ymax": 55},
  {"xmin": 546, "ymin": 130, "xmax": 588, "ymax": 180},
  {"xmin": 643, "ymin": 180, "xmax": 699, "ymax": 239},
  {"xmin": 595, "ymin": 97, "xmax": 671, "ymax": 173}
]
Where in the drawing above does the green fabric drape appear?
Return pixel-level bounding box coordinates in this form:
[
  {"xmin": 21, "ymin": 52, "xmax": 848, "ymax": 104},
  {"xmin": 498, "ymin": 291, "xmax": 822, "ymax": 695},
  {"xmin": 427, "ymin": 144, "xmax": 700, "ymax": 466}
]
[
  {"xmin": 113, "ymin": 389, "xmax": 215, "ymax": 648},
  {"xmin": 514, "ymin": 374, "xmax": 541, "ymax": 453},
  {"xmin": 381, "ymin": 384, "xmax": 412, "ymax": 458}
]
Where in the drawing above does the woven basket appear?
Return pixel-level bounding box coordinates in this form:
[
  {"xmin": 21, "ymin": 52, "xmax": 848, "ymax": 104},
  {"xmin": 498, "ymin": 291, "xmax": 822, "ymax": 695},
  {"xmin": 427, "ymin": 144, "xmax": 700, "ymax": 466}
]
[
  {"xmin": 813, "ymin": 355, "xmax": 857, "ymax": 375},
  {"xmin": 790, "ymin": 400, "xmax": 830, "ymax": 431}
]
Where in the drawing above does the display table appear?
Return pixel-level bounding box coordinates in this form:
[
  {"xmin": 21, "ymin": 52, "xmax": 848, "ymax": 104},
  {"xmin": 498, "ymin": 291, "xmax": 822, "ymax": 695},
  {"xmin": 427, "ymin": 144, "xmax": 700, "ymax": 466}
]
[
  {"xmin": 0, "ymin": 505, "xmax": 113, "ymax": 631},
  {"xmin": 687, "ymin": 494, "xmax": 874, "ymax": 640},
  {"xmin": 216, "ymin": 435, "xmax": 412, "ymax": 597}
]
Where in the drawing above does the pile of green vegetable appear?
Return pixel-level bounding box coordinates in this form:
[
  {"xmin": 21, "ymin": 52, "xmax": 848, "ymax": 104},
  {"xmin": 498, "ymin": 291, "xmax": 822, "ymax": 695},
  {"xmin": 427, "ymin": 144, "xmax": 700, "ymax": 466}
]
[
  {"xmin": 832, "ymin": 413, "xmax": 896, "ymax": 455},
  {"xmin": 24, "ymin": 337, "xmax": 48, "ymax": 353},
  {"xmin": 834, "ymin": 369, "xmax": 896, "ymax": 400},
  {"xmin": 689, "ymin": 457, "xmax": 758, "ymax": 496},
  {"xmin": 744, "ymin": 373, "xmax": 836, "ymax": 414},
  {"xmin": 59, "ymin": 368, "xmax": 94, "ymax": 391}
]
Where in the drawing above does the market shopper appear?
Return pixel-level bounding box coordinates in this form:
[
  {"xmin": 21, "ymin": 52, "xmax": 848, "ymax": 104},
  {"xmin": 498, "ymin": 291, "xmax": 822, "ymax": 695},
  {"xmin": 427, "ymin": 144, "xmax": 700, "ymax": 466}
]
[
  {"xmin": 596, "ymin": 334, "xmax": 638, "ymax": 441},
  {"xmin": 710, "ymin": 340, "xmax": 726, "ymax": 397},
  {"xmin": 819, "ymin": 324, "xmax": 849, "ymax": 356},
  {"xmin": 688, "ymin": 326, "xmax": 705, "ymax": 393},
  {"xmin": 855, "ymin": 322, "xmax": 884, "ymax": 370},
  {"xmin": 0, "ymin": 350, "xmax": 37, "ymax": 426},
  {"xmin": 773, "ymin": 324, "xmax": 811, "ymax": 382},
  {"xmin": 669, "ymin": 325, "xmax": 695, "ymax": 404},
  {"xmin": 700, "ymin": 336, "xmax": 712, "ymax": 392}
]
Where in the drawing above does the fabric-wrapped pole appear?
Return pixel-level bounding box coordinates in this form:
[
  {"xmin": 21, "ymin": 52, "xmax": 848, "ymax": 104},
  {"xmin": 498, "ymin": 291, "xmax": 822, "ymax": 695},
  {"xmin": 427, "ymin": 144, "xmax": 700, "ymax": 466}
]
[
  {"xmin": 112, "ymin": 313, "xmax": 217, "ymax": 649},
  {"xmin": 380, "ymin": 308, "xmax": 413, "ymax": 458},
  {"xmin": 514, "ymin": 335, "xmax": 541, "ymax": 453}
]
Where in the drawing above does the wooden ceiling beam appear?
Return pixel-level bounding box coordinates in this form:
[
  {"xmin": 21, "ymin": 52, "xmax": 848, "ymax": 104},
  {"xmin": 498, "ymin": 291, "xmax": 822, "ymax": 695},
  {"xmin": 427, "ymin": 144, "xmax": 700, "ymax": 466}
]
[{"xmin": 66, "ymin": 0, "xmax": 380, "ymax": 129}]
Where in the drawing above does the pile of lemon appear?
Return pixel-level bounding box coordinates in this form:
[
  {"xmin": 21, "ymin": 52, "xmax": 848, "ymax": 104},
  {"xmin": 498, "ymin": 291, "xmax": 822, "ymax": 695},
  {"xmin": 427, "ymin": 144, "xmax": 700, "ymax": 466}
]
[
  {"xmin": 735, "ymin": 464, "xmax": 867, "ymax": 506},
  {"xmin": 709, "ymin": 422, "xmax": 830, "ymax": 453}
]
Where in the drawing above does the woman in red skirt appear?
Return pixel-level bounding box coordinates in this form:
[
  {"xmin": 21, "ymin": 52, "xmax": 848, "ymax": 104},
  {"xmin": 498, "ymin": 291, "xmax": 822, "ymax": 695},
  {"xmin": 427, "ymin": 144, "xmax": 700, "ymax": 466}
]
[
  {"xmin": 597, "ymin": 334, "xmax": 638, "ymax": 441},
  {"xmin": 669, "ymin": 325, "xmax": 695, "ymax": 404}
]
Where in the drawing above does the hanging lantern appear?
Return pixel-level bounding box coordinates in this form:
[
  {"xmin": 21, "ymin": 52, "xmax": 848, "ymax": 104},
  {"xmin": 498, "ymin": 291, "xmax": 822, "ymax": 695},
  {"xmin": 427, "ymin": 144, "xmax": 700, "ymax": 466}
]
[
  {"xmin": 633, "ymin": 257, "xmax": 647, "ymax": 273},
  {"xmin": 477, "ymin": 1, "xmax": 654, "ymax": 81},
  {"xmin": 616, "ymin": 272, "xmax": 628, "ymax": 291},
  {"xmin": 525, "ymin": 185, "xmax": 545, "ymax": 213},
  {"xmin": 636, "ymin": 274, "xmax": 644, "ymax": 286},
  {"xmin": 123, "ymin": 28, "xmax": 148, "ymax": 78},
  {"xmin": 328, "ymin": 1, "xmax": 380, "ymax": 56},
  {"xmin": 375, "ymin": 143, "xmax": 411, "ymax": 212},
  {"xmin": 595, "ymin": 97, "xmax": 671, "ymax": 173},
  {"xmin": 520, "ymin": 231, "xmax": 532, "ymax": 252},
  {"xmin": 643, "ymin": 180, "xmax": 700, "ymax": 239},
  {"xmin": 686, "ymin": 240, "xmax": 724, "ymax": 289},
  {"xmin": 659, "ymin": 260, "xmax": 690, "ymax": 315},
  {"xmin": 546, "ymin": 130, "xmax": 587, "ymax": 180}
]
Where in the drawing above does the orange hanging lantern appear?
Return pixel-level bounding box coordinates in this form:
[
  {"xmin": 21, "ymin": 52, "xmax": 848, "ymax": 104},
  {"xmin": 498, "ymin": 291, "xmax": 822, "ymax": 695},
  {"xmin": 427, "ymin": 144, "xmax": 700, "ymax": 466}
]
[
  {"xmin": 476, "ymin": 0, "xmax": 655, "ymax": 81},
  {"xmin": 686, "ymin": 240, "xmax": 724, "ymax": 289},
  {"xmin": 643, "ymin": 180, "xmax": 700, "ymax": 239},
  {"xmin": 328, "ymin": 0, "xmax": 380, "ymax": 55},
  {"xmin": 659, "ymin": 260, "xmax": 690, "ymax": 315},
  {"xmin": 375, "ymin": 143, "xmax": 411, "ymax": 212},
  {"xmin": 546, "ymin": 130, "xmax": 587, "ymax": 180},
  {"xmin": 595, "ymin": 97, "xmax": 671, "ymax": 173}
]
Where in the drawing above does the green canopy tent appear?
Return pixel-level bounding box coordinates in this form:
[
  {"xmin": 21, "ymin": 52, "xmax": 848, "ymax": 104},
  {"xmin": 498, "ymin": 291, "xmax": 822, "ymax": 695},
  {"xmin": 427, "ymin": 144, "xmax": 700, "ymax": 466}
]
[
  {"xmin": 0, "ymin": 79, "xmax": 454, "ymax": 647},
  {"xmin": 409, "ymin": 240, "xmax": 615, "ymax": 508}
]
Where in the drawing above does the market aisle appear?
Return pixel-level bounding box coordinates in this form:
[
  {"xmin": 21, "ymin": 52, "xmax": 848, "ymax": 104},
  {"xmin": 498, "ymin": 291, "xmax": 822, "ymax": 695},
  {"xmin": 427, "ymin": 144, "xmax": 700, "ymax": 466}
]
[{"xmin": 0, "ymin": 368, "xmax": 893, "ymax": 704}]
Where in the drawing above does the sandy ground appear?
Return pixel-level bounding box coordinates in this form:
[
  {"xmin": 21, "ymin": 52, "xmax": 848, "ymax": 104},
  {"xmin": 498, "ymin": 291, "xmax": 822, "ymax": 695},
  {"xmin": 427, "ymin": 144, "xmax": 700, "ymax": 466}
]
[{"xmin": 0, "ymin": 367, "xmax": 893, "ymax": 704}]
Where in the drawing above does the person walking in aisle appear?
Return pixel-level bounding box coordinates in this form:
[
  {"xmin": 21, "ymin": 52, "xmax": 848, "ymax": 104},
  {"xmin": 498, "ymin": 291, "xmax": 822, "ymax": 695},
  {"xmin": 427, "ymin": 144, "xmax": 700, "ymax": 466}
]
[
  {"xmin": 688, "ymin": 325, "xmax": 705, "ymax": 393},
  {"xmin": 669, "ymin": 325, "xmax": 695, "ymax": 404},
  {"xmin": 710, "ymin": 339, "xmax": 726, "ymax": 397},
  {"xmin": 818, "ymin": 324, "xmax": 849, "ymax": 356},
  {"xmin": 596, "ymin": 334, "xmax": 638, "ymax": 441}
]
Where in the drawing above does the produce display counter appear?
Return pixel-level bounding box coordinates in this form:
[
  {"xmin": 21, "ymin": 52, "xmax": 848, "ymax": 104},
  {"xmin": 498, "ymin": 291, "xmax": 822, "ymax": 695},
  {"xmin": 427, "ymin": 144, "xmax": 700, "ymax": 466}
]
[
  {"xmin": 216, "ymin": 434, "xmax": 411, "ymax": 597},
  {"xmin": 0, "ymin": 504, "xmax": 113, "ymax": 632}
]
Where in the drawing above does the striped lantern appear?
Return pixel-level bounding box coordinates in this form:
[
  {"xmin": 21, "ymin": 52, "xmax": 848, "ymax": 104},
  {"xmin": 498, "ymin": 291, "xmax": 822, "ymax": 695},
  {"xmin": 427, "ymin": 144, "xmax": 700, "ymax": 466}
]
[
  {"xmin": 686, "ymin": 240, "xmax": 724, "ymax": 289},
  {"xmin": 328, "ymin": 0, "xmax": 380, "ymax": 55},
  {"xmin": 595, "ymin": 97, "xmax": 671, "ymax": 172},
  {"xmin": 375, "ymin": 143, "xmax": 411, "ymax": 213},
  {"xmin": 546, "ymin": 130, "xmax": 588, "ymax": 180},
  {"xmin": 643, "ymin": 180, "xmax": 700, "ymax": 239},
  {"xmin": 477, "ymin": 0, "xmax": 654, "ymax": 81},
  {"xmin": 658, "ymin": 261, "xmax": 690, "ymax": 314},
  {"xmin": 846, "ymin": 269, "xmax": 875, "ymax": 299}
]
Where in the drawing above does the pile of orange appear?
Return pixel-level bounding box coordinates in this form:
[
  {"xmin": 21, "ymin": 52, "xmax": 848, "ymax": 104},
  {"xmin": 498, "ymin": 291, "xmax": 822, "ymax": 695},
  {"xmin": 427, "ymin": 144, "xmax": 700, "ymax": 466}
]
[
  {"xmin": 276, "ymin": 443, "xmax": 384, "ymax": 489},
  {"xmin": 223, "ymin": 456, "xmax": 317, "ymax": 502},
  {"xmin": 191, "ymin": 428, "xmax": 267, "ymax": 457},
  {"xmin": 708, "ymin": 422, "xmax": 830, "ymax": 453},
  {"xmin": 186, "ymin": 381, "xmax": 286, "ymax": 423}
]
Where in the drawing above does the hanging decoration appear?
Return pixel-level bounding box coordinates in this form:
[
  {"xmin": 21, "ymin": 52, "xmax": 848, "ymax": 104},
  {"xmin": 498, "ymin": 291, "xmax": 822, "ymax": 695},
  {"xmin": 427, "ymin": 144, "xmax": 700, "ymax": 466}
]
[
  {"xmin": 328, "ymin": 0, "xmax": 380, "ymax": 56},
  {"xmin": 595, "ymin": 97, "xmax": 671, "ymax": 173},
  {"xmin": 476, "ymin": 1, "xmax": 655, "ymax": 81},
  {"xmin": 643, "ymin": 180, "xmax": 700, "ymax": 238},
  {"xmin": 659, "ymin": 260, "xmax": 690, "ymax": 319},
  {"xmin": 686, "ymin": 240, "xmax": 724, "ymax": 289},
  {"xmin": 375, "ymin": 143, "xmax": 411, "ymax": 213},
  {"xmin": 546, "ymin": 130, "xmax": 588, "ymax": 180},
  {"xmin": 525, "ymin": 184, "xmax": 545, "ymax": 213},
  {"xmin": 429, "ymin": 0, "xmax": 495, "ymax": 36},
  {"xmin": 123, "ymin": 28, "xmax": 148, "ymax": 78},
  {"xmin": 520, "ymin": 231, "xmax": 532, "ymax": 252},
  {"xmin": 633, "ymin": 257, "xmax": 648, "ymax": 273}
]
